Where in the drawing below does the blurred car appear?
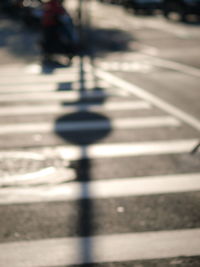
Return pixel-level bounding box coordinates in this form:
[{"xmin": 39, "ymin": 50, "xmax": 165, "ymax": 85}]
[
  {"xmin": 123, "ymin": 0, "xmax": 163, "ymax": 13},
  {"xmin": 0, "ymin": 0, "xmax": 43, "ymax": 25},
  {"xmin": 162, "ymin": 0, "xmax": 200, "ymax": 21}
]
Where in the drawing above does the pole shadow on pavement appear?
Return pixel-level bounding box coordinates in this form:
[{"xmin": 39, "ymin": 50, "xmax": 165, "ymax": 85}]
[
  {"xmin": 54, "ymin": 55, "xmax": 112, "ymax": 265},
  {"xmin": 53, "ymin": 0, "xmax": 134, "ymax": 261}
]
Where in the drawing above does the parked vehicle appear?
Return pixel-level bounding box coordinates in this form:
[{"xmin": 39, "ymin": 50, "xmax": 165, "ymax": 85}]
[
  {"xmin": 123, "ymin": 0, "xmax": 163, "ymax": 13},
  {"xmin": 0, "ymin": 0, "xmax": 43, "ymax": 27},
  {"xmin": 162, "ymin": 0, "xmax": 200, "ymax": 21}
]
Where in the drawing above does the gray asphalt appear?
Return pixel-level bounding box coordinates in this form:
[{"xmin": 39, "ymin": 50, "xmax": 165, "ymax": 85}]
[{"xmin": 0, "ymin": 1, "xmax": 200, "ymax": 266}]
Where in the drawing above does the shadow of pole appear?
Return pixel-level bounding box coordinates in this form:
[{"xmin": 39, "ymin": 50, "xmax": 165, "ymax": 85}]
[
  {"xmin": 79, "ymin": 55, "xmax": 86, "ymax": 92},
  {"xmin": 78, "ymin": 146, "xmax": 94, "ymax": 264},
  {"xmin": 54, "ymin": 55, "xmax": 112, "ymax": 265}
]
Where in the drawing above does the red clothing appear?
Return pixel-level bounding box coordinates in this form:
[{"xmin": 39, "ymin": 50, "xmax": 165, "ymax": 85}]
[{"xmin": 42, "ymin": 0, "xmax": 66, "ymax": 27}]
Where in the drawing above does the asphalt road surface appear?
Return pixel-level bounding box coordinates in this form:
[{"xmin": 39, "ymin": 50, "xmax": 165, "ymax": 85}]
[{"xmin": 0, "ymin": 1, "xmax": 200, "ymax": 266}]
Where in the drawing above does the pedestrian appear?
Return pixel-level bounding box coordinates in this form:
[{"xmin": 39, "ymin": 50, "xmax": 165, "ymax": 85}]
[{"xmin": 41, "ymin": 0, "xmax": 78, "ymax": 64}]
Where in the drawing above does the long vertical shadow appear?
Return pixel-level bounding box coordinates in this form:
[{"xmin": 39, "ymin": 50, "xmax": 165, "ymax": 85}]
[{"xmin": 55, "ymin": 55, "xmax": 112, "ymax": 265}]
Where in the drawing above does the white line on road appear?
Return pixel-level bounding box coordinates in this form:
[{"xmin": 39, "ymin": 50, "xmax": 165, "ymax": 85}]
[
  {"xmin": 38, "ymin": 138, "xmax": 198, "ymax": 160},
  {"xmin": 0, "ymin": 80, "xmax": 109, "ymax": 93},
  {"xmin": 0, "ymin": 60, "xmax": 81, "ymax": 75},
  {"xmin": 0, "ymin": 79, "xmax": 108, "ymax": 95},
  {"xmin": 0, "ymin": 73, "xmax": 79, "ymax": 85},
  {"xmin": 0, "ymin": 67, "xmax": 94, "ymax": 85},
  {"xmin": 98, "ymin": 56, "xmax": 200, "ymax": 78},
  {"xmin": 0, "ymin": 229, "xmax": 200, "ymax": 266},
  {"xmin": 96, "ymin": 69, "xmax": 200, "ymax": 131},
  {"xmin": 0, "ymin": 167, "xmax": 75, "ymax": 188},
  {"xmin": 1, "ymin": 67, "xmax": 78, "ymax": 75},
  {"xmin": 0, "ymin": 139, "xmax": 199, "ymax": 160},
  {"xmin": 0, "ymin": 172, "xmax": 200, "ymax": 204},
  {"xmin": 149, "ymin": 56, "xmax": 200, "ymax": 78},
  {"xmin": 0, "ymin": 116, "xmax": 180, "ymax": 135},
  {"xmin": 0, "ymin": 90, "xmax": 118, "ymax": 102},
  {"xmin": 0, "ymin": 101, "xmax": 151, "ymax": 116},
  {"xmin": 0, "ymin": 139, "xmax": 197, "ymax": 160},
  {"xmin": 98, "ymin": 61, "xmax": 154, "ymax": 73}
]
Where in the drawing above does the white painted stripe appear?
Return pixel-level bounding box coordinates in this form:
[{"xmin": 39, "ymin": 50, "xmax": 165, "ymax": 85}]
[
  {"xmin": 0, "ymin": 64, "xmax": 28, "ymax": 73},
  {"xmin": 0, "ymin": 68, "xmax": 78, "ymax": 76},
  {"xmin": 96, "ymin": 69, "xmax": 200, "ymax": 131},
  {"xmin": 0, "ymin": 139, "xmax": 197, "ymax": 160},
  {"xmin": 0, "ymin": 167, "xmax": 75, "ymax": 188},
  {"xmin": 37, "ymin": 138, "xmax": 198, "ymax": 160},
  {"xmin": 0, "ymin": 80, "xmax": 109, "ymax": 93},
  {"xmin": 0, "ymin": 90, "xmax": 116, "ymax": 102},
  {"xmin": 0, "ymin": 59, "xmax": 81, "ymax": 75},
  {"xmin": 0, "ymin": 151, "xmax": 45, "ymax": 160},
  {"xmin": 0, "ymin": 173, "xmax": 200, "ymax": 204},
  {"xmin": 150, "ymin": 56, "xmax": 200, "ymax": 78},
  {"xmin": 0, "ymin": 101, "xmax": 151, "ymax": 116},
  {"xmin": 0, "ymin": 68, "xmax": 93, "ymax": 85},
  {"xmin": 0, "ymin": 116, "xmax": 180, "ymax": 134},
  {"xmin": 99, "ymin": 61, "xmax": 154, "ymax": 73},
  {"xmin": 0, "ymin": 229, "xmax": 200, "ymax": 266},
  {"xmin": 0, "ymin": 83, "xmax": 63, "ymax": 92},
  {"xmin": 0, "ymin": 73, "xmax": 79, "ymax": 85}
]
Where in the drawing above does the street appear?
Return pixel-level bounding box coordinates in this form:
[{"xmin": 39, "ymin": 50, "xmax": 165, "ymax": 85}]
[{"xmin": 0, "ymin": 0, "xmax": 200, "ymax": 266}]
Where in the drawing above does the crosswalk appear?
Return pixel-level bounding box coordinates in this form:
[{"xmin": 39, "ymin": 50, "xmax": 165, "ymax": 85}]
[{"xmin": 0, "ymin": 58, "xmax": 200, "ymax": 266}]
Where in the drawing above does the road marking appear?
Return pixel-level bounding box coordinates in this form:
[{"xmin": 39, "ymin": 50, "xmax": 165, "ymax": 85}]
[
  {"xmin": 0, "ymin": 80, "xmax": 109, "ymax": 93},
  {"xmin": 0, "ymin": 139, "xmax": 197, "ymax": 160},
  {"xmin": 96, "ymin": 69, "xmax": 200, "ymax": 131},
  {"xmin": 0, "ymin": 73, "xmax": 80, "ymax": 86},
  {"xmin": 0, "ymin": 167, "xmax": 75, "ymax": 188},
  {"xmin": 0, "ymin": 151, "xmax": 45, "ymax": 160},
  {"xmin": 0, "ymin": 68, "xmax": 95, "ymax": 88},
  {"xmin": 0, "ymin": 116, "xmax": 180, "ymax": 135},
  {"xmin": 24, "ymin": 63, "xmax": 80, "ymax": 75},
  {"xmin": 0, "ymin": 60, "xmax": 81, "ymax": 75},
  {"xmin": 0, "ymin": 229, "xmax": 200, "ymax": 266},
  {"xmin": 13, "ymin": 138, "xmax": 196, "ymax": 160},
  {"xmin": 0, "ymin": 116, "xmax": 181, "ymax": 134},
  {"xmin": 99, "ymin": 61, "xmax": 154, "ymax": 73},
  {"xmin": 0, "ymin": 90, "xmax": 119, "ymax": 102},
  {"xmin": 1, "ymin": 172, "xmax": 200, "ymax": 204},
  {"xmin": 0, "ymin": 101, "xmax": 151, "ymax": 116},
  {"xmin": 148, "ymin": 56, "xmax": 200, "ymax": 78},
  {"xmin": 57, "ymin": 139, "xmax": 198, "ymax": 160},
  {"xmin": 98, "ymin": 56, "xmax": 200, "ymax": 78}
]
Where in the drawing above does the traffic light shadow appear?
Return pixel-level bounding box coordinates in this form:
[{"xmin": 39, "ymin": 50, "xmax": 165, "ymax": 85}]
[{"xmin": 54, "ymin": 55, "xmax": 112, "ymax": 265}]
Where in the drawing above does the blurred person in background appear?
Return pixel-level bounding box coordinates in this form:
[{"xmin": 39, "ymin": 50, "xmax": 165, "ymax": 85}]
[{"xmin": 41, "ymin": 0, "xmax": 78, "ymax": 64}]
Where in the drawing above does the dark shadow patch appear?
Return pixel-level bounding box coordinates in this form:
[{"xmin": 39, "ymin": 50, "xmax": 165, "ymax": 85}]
[{"xmin": 0, "ymin": 11, "xmax": 136, "ymax": 64}]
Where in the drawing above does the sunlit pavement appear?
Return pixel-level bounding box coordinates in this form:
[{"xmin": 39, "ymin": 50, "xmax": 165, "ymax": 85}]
[{"xmin": 0, "ymin": 1, "xmax": 200, "ymax": 266}]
